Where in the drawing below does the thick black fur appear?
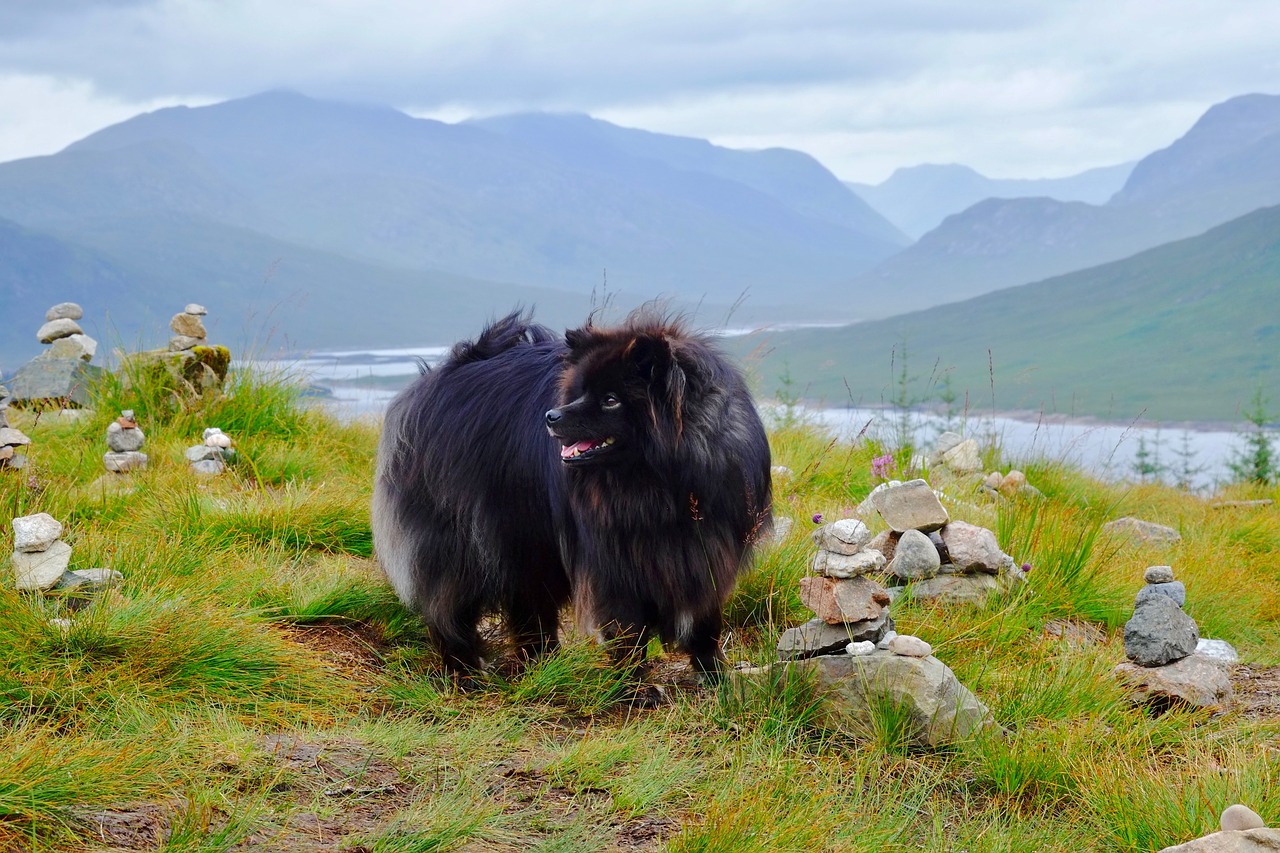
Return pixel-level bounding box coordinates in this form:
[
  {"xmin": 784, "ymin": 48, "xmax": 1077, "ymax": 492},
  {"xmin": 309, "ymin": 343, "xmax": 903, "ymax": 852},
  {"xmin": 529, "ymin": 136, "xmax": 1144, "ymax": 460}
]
[{"xmin": 372, "ymin": 309, "xmax": 773, "ymax": 681}]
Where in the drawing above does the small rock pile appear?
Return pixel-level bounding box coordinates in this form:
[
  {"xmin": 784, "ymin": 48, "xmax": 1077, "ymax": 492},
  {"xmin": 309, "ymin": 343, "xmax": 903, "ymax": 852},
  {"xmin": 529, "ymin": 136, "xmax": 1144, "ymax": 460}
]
[
  {"xmin": 11, "ymin": 513, "xmax": 122, "ymax": 602},
  {"xmin": 776, "ymin": 519, "xmax": 894, "ymax": 659},
  {"xmin": 170, "ymin": 304, "xmax": 209, "ymax": 352},
  {"xmin": 1114, "ymin": 565, "xmax": 1234, "ymax": 710},
  {"xmin": 104, "ymin": 410, "xmax": 148, "ymax": 473},
  {"xmin": 36, "ymin": 302, "xmax": 98, "ymax": 362},
  {"xmin": 860, "ymin": 479, "xmax": 1027, "ymax": 605},
  {"xmin": 978, "ymin": 468, "xmax": 1045, "ymax": 501},
  {"xmin": 7, "ymin": 302, "xmax": 105, "ymax": 409},
  {"xmin": 0, "ymin": 406, "xmax": 31, "ymax": 471},
  {"xmin": 186, "ymin": 427, "xmax": 235, "ymax": 475}
]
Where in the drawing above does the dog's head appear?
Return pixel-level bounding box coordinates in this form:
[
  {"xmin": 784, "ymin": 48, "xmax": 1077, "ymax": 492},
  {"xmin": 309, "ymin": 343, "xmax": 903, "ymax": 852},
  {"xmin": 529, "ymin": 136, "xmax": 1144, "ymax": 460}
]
[{"xmin": 546, "ymin": 313, "xmax": 702, "ymax": 468}]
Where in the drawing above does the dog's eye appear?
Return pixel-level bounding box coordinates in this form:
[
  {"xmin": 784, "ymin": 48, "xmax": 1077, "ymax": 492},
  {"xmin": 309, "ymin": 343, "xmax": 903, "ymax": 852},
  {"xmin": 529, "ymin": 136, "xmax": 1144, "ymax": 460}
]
[{"xmin": 601, "ymin": 393, "xmax": 622, "ymax": 411}]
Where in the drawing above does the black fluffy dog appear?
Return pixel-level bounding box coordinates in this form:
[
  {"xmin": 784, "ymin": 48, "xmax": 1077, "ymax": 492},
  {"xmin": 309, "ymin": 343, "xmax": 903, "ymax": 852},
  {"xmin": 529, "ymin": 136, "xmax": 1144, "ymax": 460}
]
[{"xmin": 372, "ymin": 309, "xmax": 772, "ymax": 681}]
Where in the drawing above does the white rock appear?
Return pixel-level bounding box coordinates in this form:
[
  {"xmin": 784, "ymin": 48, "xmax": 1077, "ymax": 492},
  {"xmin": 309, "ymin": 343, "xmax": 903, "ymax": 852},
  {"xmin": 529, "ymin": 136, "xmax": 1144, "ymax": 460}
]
[
  {"xmin": 36, "ymin": 317, "xmax": 83, "ymax": 343},
  {"xmin": 184, "ymin": 303, "xmax": 208, "ymax": 315},
  {"xmin": 45, "ymin": 333, "xmax": 97, "ymax": 362},
  {"xmin": 846, "ymin": 641, "xmax": 876, "ymax": 656},
  {"xmin": 204, "ymin": 432, "xmax": 233, "ymax": 449},
  {"xmin": 103, "ymin": 451, "xmax": 148, "ymax": 473},
  {"xmin": 1221, "ymin": 804, "xmax": 1265, "ymax": 832},
  {"xmin": 0, "ymin": 426, "xmax": 33, "ymax": 446},
  {"xmin": 13, "ymin": 513, "xmax": 64, "ymax": 552},
  {"xmin": 45, "ymin": 302, "xmax": 84, "ymax": 321},
  {"xmin": 940, "ymin": 439, "xmax": 983, "ymax": 473},
  {"xmin": 1196, "ymin": 638, "xmax": 1240, "ymax": 664},
  {"xmin": 13, "ymin": 540, "xmax": 74, "ymax": 590},
  {"xmin": 888, "ymin": 634, "xmax": 933, "ymax": 658},
  {"xmin": 812, "ymin": 518, "xmax": 872, "ymax": 555}
]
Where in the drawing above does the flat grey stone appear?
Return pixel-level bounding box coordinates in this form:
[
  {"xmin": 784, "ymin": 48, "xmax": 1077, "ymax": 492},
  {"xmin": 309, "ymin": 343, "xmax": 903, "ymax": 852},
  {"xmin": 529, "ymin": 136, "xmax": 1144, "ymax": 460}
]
[
  {"xmin": 1135, "ymin": 580, "xmax": 1187, "ymax": 608},
  {"xmin": 55, "ymin": 567, "xmax": 123, "ymax": 595},
  {"xmin": 777, "ymin": 612, "xmax": 894, "ymax": 660},
  {"xmin": 780, "ymin": 651, "xmax": 994, "ymax": 747},
  {"xmin": 12, "ymin": 513, "xmax": 63, "ymax": 552},
  {"xmin": 1104, "ymin": 516, "xmax": 1182, "ymax": 545},
  {"xmin": 184, "ymin": 303, "xmax": 208, "ymax": 315},
  {"xmin": 1145, "ymin": 565, "xmax": 1176, "ymax": 583},
  {"xmin": 45, "ymin": 302, "xmax": 84, "ymax": 321},
  {"xmin": 13, "ymin": 540, "xmax": 73, "ymax": 590},
  {"xmin": 36, "ymin": 317, "xmax": 83, "ymax": 343},
  {"xmin": 901, "ymin": 569, "xmax": 1026, "ymax": 605},
  {"xmin": 933, "ymin": 431, "xmax": 964, "ymax": 456},
  {"xmin": 0, "ymin": 426, "xmax": 32, "ymax": 446},
  {"xmin": 191, "ymin": 459, "xmax": 225, "ymax": 476},
  {"xmin": 103, "ymin": 451, "xmax": 148, "ymax": 472},
  {"xmin": 811, "ymin": 547, "xmax": 886, "ymax": 578},
  {"xmin": 185, "ymin": 444, "xmax": 223, "ymax": 462},
  {"xmin": 887, "ymin": 529, "xmax": 941, "ymax": 580},
  {"xmin": 1124, "ymin": 595, "xmax": 1199, "ymax": 666},
  {"xmin": 1116, "ymin": 653, "xmax": 1233, "ymax": 711},
  {"xmin": 7, "ymin": 359, "xmax": 104, "ymax": 408},
  {"xmin": 812, "ymin": 519, "xmax": 872, "ymax": 555},
  {"xmin": 870, "ymin": 479, "xmax": 949, "ymax": 533}
]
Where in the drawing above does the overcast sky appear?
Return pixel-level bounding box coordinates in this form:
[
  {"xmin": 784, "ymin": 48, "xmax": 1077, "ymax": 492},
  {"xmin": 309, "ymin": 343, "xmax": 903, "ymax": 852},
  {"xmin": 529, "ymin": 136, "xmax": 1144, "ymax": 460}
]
[{"xmin": 1, "ymin": 1, "xmax": 1278, "ymax": 183}]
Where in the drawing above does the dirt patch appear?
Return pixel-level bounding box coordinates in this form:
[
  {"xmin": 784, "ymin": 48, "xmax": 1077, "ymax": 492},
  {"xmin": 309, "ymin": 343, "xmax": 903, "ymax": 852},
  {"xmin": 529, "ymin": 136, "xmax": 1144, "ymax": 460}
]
[
  {"xmin": 1231, "ymin": 664, "xmax": 1280, "ymax": 719},
  {"xmin": 75, "ymin": 803, "xmax": 170, "ymax": 850},
  {"xmin": 277, "ymin": 621, "xmax": 389, "ymax": 678}
]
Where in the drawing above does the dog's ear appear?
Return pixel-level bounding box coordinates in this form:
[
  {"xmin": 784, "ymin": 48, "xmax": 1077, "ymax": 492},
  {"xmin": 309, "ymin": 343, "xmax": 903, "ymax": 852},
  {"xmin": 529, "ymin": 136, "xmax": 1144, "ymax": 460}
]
[
  {"xmin": 564, "ymin": 325, "xmax": 592, "ymax": 352},
  {"xmin": 628, "ymin": 335, "xmax": 687, "ymax": 441}
]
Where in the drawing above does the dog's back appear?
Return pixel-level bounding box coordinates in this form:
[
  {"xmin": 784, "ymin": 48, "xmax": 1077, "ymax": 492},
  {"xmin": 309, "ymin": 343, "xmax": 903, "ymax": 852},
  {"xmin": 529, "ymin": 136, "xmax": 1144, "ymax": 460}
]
[{"xmin": 372, "ymin": 313, "xmax": 571, "ymax": 673}]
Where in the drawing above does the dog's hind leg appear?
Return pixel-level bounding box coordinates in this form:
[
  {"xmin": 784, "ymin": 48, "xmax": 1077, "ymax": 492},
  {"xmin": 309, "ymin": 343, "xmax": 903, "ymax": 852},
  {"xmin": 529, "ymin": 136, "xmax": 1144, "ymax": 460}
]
[
  {"xmin": 683, "ymin": 609, "xmax": 728, "ymax": 684},
  {"xmin": 423, "ymin": 592, "xmax": 487, "ymax": 682},
  {"xmin": 506, "ymin": 593, "xmax": 563, "ymax": 663}
]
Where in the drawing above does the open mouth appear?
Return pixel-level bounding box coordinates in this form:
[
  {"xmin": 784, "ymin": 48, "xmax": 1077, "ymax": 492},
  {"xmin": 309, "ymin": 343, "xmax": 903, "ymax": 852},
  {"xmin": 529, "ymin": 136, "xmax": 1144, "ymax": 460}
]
[{"xmin": 559, "ymin": 436, "xmax": 616, "ymax": 462}]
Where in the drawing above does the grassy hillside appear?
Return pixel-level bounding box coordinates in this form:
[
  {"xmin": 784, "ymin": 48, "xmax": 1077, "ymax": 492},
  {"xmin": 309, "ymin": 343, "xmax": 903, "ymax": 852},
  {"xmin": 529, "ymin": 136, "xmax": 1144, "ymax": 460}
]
[
  {"xmin": 740, "ymin": 204, "xmax": 1280, "ymax": 423},
  {"xmin": 1, "ymin": 359, "xmax": 1278, "ymax": 851}
]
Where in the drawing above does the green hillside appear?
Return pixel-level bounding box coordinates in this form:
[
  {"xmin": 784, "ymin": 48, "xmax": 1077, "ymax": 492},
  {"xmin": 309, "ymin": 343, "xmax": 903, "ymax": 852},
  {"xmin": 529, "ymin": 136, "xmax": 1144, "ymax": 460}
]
[{"xmin": 740, "ymin": 204, "xmax": 1280, "ymax": 423}]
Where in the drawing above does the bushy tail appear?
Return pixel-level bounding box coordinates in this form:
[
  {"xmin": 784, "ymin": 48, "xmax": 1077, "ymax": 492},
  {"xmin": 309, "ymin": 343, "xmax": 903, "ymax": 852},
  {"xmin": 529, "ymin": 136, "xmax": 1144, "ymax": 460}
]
[{"xmin": 449, "ymin": 310, "xmax": 556, "ymax": 365}]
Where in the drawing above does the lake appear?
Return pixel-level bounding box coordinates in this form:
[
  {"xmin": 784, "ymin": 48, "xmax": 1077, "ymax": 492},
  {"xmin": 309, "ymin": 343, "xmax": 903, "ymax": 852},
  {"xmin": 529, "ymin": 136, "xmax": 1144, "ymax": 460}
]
[{"xmin": 273, "ymin": 345, "xmax": 1250, "ymax": 493}]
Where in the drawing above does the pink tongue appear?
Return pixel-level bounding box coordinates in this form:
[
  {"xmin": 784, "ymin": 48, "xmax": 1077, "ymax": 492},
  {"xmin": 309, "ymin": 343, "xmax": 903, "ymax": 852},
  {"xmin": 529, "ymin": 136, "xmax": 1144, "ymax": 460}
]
[{"xmin": 561, "ymin": 440, "xmax": 597, "ymax": 459}]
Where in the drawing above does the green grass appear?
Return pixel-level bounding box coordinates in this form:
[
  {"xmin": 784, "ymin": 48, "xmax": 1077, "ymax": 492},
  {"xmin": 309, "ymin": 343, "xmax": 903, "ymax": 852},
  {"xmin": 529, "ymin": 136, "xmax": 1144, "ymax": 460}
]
[{"xmin": 2, "ymin": 363, "xmax": 1279, "ymax": 851}]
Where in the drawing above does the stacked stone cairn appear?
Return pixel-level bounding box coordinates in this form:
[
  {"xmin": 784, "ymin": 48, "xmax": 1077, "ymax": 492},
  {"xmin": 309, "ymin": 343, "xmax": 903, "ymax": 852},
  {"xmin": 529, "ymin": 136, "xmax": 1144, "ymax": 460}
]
[
  {"xmin": 0, "ymin": 403, "xmax": 32, "ymax": 471},
  {"xmin": 7, "ymin": 302, "xmax": 105, "ymax": 409},
  {"xmin": 778, "ymin": 519, "xmax": 894, "ymax": 658},
  {"xmin": 11, "ymin": 513, "xmax": 122, "ymax": 609},
  {"xmin": 860, "ymin": 479, "xmax": 1027, "ymax": 605},
  {"xmin": 760, "ymin": 511, "xmax": 995, "ymax": 747},
  {"xmin": 104, "ymin": 410, "xmax": 148, "ymax": 473},
  {"xmin": 1115, "ymin": 565, "xmax": 1235, "ymax": 710},
  {"xmin": 170, "ymin": 304, "xmax": 209, "ymax": 352},
  {"xmin": 186, "ymin": 427, "xmax": 235, "ymax": 475}
]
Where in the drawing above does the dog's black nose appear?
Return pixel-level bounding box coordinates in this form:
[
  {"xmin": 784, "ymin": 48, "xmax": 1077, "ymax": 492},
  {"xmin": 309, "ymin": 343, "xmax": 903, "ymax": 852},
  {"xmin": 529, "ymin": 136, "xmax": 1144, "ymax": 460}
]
[{"xmin": 545, "ymin": 408, "xmax": 562, "ymax": 426}]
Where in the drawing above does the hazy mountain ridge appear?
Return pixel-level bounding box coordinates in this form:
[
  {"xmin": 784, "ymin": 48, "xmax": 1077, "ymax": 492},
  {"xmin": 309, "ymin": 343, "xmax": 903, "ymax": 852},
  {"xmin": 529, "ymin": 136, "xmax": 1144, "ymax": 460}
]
[
  {"xmin": 738, "ymin": 202, "xmax": 1280, "ymax": 422},
  {"xmin": 849, "ymin": 92, "xmax": 1280, "ymax": 312},
  {"xmin": 847, "ymin": 161, "xmax": 1134, "ymax": 239}
]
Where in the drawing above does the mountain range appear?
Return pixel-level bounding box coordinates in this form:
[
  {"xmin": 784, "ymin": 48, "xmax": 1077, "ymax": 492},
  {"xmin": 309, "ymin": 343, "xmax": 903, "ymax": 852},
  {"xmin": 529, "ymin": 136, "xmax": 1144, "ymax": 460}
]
[
  {"xmin": 848, "ymin": 93, "xmax": 1280, "ymax": 315},
  {"xmin": 846, "ymin": 161, "xmax": 1134, "ymax": 239},
  {"xmin": 0, "ymin": 91, "xmax": 909, "ymax": 365}
]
